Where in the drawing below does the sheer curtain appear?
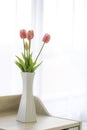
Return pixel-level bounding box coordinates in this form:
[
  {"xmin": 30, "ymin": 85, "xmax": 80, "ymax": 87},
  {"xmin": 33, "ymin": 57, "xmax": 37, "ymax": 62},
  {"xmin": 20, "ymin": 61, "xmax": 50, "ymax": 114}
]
[
  {"xmin": 0, "ymin": 0, "xmax": 18, "ymax": 95},
  {"xmin": 0, "ymin": 0, "xmax": 34, "ymax": 96},
  {"xmin": 0, "ymin": 0, "xmax": 87, "ymax": 122},
  {"xmin": 40, "ymin": 0, "xmax": 87, "ymax": 122},
  {"xmin": 0, "ymin": 0, "xmax": 43, "ymax": 96}
]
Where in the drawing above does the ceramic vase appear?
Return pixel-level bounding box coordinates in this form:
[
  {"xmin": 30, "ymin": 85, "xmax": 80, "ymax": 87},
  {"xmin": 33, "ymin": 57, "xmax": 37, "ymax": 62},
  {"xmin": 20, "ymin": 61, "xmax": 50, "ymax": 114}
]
[{"xmin": 17, "ymin": 72, "xmax": 36, "ymax": 122}]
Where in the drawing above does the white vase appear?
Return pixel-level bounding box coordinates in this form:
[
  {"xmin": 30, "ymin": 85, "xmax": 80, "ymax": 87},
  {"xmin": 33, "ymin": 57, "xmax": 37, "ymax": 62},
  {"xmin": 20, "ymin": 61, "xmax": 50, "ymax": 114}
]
[{"xmin": 17, "ymin": 72, "xmax": 36, "ymax": 122}]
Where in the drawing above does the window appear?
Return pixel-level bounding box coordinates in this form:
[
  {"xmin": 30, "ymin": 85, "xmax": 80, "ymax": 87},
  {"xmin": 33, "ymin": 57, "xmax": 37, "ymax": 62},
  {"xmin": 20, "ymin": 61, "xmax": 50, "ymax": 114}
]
[
  {"xmin": 0, "ymin": 0, "xmax": 17, "ymax": 95},
  {"xmin": 0, "ymin": 0, "xmax": 87, "ymax": 102},
  {"xmin": 41, "ymin": 0, "xmax": 87, "ymax": 100},
  {"xmin": 0, "ymin": 0, "xmax": 87, "ymax": 121},
  {"xmin": 0, "ymin": 0, "xmax": 43, "ymax": 96},
  {"xmin": 0, "ymin": 0, "xmax": 32, "ymax": 95}
]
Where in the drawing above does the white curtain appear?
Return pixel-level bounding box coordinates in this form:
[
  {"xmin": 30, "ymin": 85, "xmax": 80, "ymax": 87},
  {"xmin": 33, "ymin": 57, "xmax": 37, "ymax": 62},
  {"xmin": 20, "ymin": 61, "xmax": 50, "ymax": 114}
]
[
  {"xmin": 0, "ymin": 0, "xmax": 87, "ymax": 122},
  {"xmin": 0, "ymin": 0, "xmax": 18, "ymax": 95},
  {"xmin": 0, "ymin": 0, "xmax": 44, "ymax": 96},
  {"xmin": 41, "ymin": 0, "xmax": 87, "ymax": 122}
]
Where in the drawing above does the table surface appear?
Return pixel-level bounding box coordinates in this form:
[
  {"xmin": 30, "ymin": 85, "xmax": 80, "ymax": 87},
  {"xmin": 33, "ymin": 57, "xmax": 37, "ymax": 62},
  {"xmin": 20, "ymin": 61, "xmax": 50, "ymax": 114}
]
[
  {"xmin": 0, "ymin": 111, "xmax": 81, "ymax": 130},
  {"xmin": 0, "ymin": 95, "xmax": 82, "ymax": 130}
]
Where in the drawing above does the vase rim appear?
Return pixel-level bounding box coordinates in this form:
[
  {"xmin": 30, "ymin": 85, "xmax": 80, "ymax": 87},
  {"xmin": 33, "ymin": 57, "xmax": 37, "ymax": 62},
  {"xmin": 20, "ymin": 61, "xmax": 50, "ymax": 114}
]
[{"xmin": 21, "ymin": 72, "xmax": 35, "ymax": 74}]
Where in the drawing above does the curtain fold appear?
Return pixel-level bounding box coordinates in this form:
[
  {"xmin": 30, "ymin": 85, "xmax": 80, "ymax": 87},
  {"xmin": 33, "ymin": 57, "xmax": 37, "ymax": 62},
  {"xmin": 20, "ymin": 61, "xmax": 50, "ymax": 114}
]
[{"xmin": 41, "ymin": 0, "xmax": 87, "ymax": 122}]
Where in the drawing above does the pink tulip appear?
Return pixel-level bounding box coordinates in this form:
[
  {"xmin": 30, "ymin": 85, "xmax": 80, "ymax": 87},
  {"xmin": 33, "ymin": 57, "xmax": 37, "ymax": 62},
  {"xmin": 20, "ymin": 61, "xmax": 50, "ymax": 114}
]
[
  {"xmin": 42, "ymin": 33, "xmax": 51, "ymax": 43},
  {"xmin": 27, "ymin": 30, "xmax": 34, "ymax": 40},
  {"xmin": 20, "ymin": 29, "xmax": 26, "ymax": 39}
]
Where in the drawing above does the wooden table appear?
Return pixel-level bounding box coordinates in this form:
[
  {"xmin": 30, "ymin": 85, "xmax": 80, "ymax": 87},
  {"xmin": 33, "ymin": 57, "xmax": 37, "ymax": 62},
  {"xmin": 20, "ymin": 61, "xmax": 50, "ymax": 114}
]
[{"xmin": 0, "ymin": 95, "xmax": 82, "ymax": 130}]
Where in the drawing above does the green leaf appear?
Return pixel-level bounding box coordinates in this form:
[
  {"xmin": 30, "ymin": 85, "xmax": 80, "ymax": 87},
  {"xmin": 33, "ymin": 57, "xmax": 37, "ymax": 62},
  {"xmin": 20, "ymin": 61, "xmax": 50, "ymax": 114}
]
[
  {"xmin": 29, "ymin": 56, "xmax": 33, "ymax": 66},
  {"xmin": 28, "ymin": 53, "xmax": 35, "ymax": 70},
  {"xmin": 16, "ymin": 56, "xmax": 26, "ymax": 71},
  {"xmin": 22, "ymin": 53, "xmax": 26, "ymax": 60},
  {"xmin": 27, "ymin": 67, "xmax": 32, "ymax": 72},
  {"xmin": 25, "ymin": 57, "xmax": 29, "ymax": 67},
  {"xmin": 15, "ymin": 61, "xmax": 24, "ymax": 71},
  {"xmin": 33, "ymin": 61, "xmax": 43, "ymax": 71}
]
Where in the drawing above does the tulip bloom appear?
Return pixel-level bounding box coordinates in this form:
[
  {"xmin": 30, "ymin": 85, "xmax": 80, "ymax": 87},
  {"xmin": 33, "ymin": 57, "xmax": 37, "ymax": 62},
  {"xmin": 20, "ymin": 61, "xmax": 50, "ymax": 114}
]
[
  {"xmin": 27, "ymin": 30, "xmax": 34, "ymax": 40},
  {"xmin": 42, "ymin": 33, "xmax": 50, "ymax": 43},
  {"xmin": 20, "ymin": 29, "xmax": 26, "ymax": 39},
  {"xmin": 35, "ymin": 33, "xmax": 51, "ymax": 63}
]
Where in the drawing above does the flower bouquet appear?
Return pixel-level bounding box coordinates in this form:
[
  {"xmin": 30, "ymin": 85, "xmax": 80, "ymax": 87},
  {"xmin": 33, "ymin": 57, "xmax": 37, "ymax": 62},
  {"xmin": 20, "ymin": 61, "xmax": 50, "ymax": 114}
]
[{"xmin": 15, "ymin": 29, "xmax": 50, "ymax": 72}]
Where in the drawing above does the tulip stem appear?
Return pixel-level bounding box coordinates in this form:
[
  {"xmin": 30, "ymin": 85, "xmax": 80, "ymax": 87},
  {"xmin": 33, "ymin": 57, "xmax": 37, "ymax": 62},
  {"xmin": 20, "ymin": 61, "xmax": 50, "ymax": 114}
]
[
  {"xmin": 35, "ymin": 43, "xmax": 45, "ymax": 63},
  {"xmin": 23, "ymin": 39, "xmax": 25, "ymax": 56},
  {"xmin": 29, "ymin": 40, "xmax": 31, "ymax": 56}
]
